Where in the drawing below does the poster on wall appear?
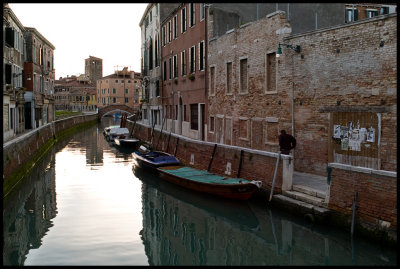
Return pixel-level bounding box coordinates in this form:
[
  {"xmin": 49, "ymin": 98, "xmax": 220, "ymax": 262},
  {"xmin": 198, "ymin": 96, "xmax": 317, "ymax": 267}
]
[
  {"xmin": 367, "ymin": 127, "xmax": 375, "ymax": 142},
  {"xmin": 360, "ymin": 128, "xmax": 367, "ymax": 142},
  {"xmin": 341, "ymin": 137, "xmax": 349, "ymax": 151},
  {"xmin": 333, "ymin": 125, "xmax": 341, "ymax": 139},
  {"xmin": 348, "ymin": 121, "xmax": 354, "ymax": 132},
  {"xmin": 340, "ymin": 126, "xmax": 349, "ymax": 139}
]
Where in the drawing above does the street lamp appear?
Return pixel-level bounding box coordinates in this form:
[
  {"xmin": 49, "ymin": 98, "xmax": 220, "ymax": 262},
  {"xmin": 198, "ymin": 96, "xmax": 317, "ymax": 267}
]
[{"xmin": 276, "ymin": 43, "xmax": 301, "ymax": 57}]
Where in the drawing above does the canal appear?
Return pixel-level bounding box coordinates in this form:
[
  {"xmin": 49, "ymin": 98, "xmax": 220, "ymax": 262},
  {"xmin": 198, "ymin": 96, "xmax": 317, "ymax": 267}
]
[{"xmin": 3, "ymin": 118, "xmax": 397, "ymax": 266}]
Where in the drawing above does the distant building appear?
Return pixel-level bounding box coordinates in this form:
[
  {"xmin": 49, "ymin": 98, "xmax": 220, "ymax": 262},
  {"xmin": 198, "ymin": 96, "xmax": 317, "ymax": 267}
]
[
  {"xmin": 345, "ymin": 3, "xmax": 396, "ymax": 23},
  {"xmin": 96, "ymin": 67, "xmax": 142, "ymax": 112},
  {"xmin": 85, "ymin": 55, "xmax": 103, "ymax": 83},
  {"xmin": 23, "ymin": 26, "xmax": 56, "ymax": 129},
  {"xmin": 54, "ymin": 75, "xmax": 97, "ymax": 112},
  {"xmin": 3, "ymin": 3, "xmax": 26, "ymax": 141}
]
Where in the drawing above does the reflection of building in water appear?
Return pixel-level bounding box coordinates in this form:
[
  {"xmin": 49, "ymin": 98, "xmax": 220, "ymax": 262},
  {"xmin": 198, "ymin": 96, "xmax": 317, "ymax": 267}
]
[
  {"xmin": 3, "ymin": 150, "xmax": 57, "ymax": 265},
  {"xmin": 139, "ymin": 178, "xmax": 396, "ymax": 266}
]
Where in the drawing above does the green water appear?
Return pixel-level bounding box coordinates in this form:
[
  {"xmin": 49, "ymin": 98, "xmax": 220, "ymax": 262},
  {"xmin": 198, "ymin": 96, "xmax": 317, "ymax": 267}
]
[{"xmin": 2, "ymin": 118, "xmax": 397, "ymax": 265}]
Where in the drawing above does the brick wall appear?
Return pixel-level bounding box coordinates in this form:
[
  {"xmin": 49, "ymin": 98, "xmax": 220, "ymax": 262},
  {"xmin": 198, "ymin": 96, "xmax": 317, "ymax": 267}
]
[
  {"xmin": 328, "ymin": 163, "xmax": 397, "ymax": 239},
  {"xmin": 207, "ymin": 11, "xmax": 396, "ymax": 176}
]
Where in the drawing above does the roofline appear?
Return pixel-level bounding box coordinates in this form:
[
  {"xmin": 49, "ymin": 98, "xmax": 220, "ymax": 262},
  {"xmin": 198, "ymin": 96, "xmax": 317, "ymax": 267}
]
[
  {"xmin": 3, "ymin": 5, "xmax": 25, "ymax": 30},
  {"xmin": 24, "ymin": 27, "xmax": 56, "ymax": 50},
  {"xmin": 139, "ymin": 3, "xmax": 155, "ymax": 27}
]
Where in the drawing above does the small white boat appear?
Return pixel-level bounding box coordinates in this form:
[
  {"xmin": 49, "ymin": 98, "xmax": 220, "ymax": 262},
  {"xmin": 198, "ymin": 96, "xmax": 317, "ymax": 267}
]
[
  {"xmin": 114, "ymin": 135, "xmax": 139, "ymax": 148},
  {"xmin": 105, "ymin": 127, "xmax": 130, "ymax": 142}
]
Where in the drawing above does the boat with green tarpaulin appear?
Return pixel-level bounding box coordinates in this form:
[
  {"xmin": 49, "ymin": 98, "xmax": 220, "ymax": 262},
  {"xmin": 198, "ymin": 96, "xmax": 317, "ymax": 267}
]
[{"xmin": 157, "ymin": 165, "xmax": 262, "ymax": 200}]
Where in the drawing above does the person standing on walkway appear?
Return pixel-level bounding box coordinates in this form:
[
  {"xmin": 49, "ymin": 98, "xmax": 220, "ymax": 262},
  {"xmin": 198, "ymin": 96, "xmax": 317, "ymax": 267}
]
[{"xmin": 279, "ymin": 130, "xmax": 296, "ymax": 155}]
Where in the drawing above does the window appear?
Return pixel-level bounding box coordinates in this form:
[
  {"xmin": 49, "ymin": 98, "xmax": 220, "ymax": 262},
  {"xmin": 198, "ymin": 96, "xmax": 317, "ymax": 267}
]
[
  {"xmin": 115, "ymin": 80, "xmax": 118, "ymax": 83},
  {"xmin": 173, "ymin": 55, "xmax": 178, "ymax": 78},
  {"xmin": 125, "ymin": 89, "xmax": 128, "ymax": 94},
  {"xmin": 113, "ymin": 88, "xmax": 116, "ymax": 94},
  {"xmin": 169, "ymin": 58, "xmax": 172, "ymax": 79},
  {"xmin": 163, "ymin": 61, "xmax": 167, "ymax": 81},
  {"xmin": 226, "ymin": 62, "xmax": 232, "ymax": 94},
  {"xmin": 190, "ymin": 104, "xmax": 198, "ymax": 130},
  {"xmin": 380, "ymin": 6, "xmax": 390, "ymax": 15},
  {"xmin": 345, "ymin": 8, "xmax": 358, "ymax": 22},
  {"xmin": 149, "ymin": 37, "xmax": 153, "ymax": 70},
  {"xmin": 121, "ymin": 80, "xmax": 124, "ymax": 83},
  {"xmin": 162, "ymin": 26, "xmax": 166, "ymax": 46},
  {"xmin": 113, "ymin": 97, "xmax": 116, "ymax": 103},
  {"xmin": 125, "ymin": 97, "xmax": 129, "ymax": 103},
  {"xmin": 190, "ymin": 46, "xmax": 195, "ymax": 73},
  {"xmin": 155, "ymin": 34, "xmax": 159, "ymax": 67},
  {"xmin": 181, "ymin": 7, "xmax": 187, "ymax": 33},
  {"xmin": 266, "ymin": 52, "xmax": 276, "ymax": 93},
  {"xmin": 183, "ymin": 104, "xmax": 186, "ymax": 121},
  {"xmin": 210, "ymin": 66, "xmax": 215, "ymax": 95},
  {"xmin": 239, "ymin": 58, "xmax": 248, "ymax": 93},
  {"xmin": 366, "ymin": 9, "xmax": 378, "ymax": 18},
  {"xmin": 156, "ymin": 80, "xmax": 160, "ymax": 97},
  {"xmin": 128, "ymin": 80, "xmax": 131, "ymax": 83},
  {"xmin": 189, "ymin": 3, "xmax": 195, "ymax": 27},
  {"xmin": 173, "ymin": 15, "xmax": 178, "ymax": 39},
  {"xmin": 264, "ymin": 119, "xmax": 279, "ymax": 144},
  {"xmin": 199, "ymin": 41, "xmax": 205, "ymax": 71},
  {"xmin": 209, "ymin": 116, "xmax": 215, "ymax": 132},
  {"xmin": 239, "ymin": 118, "xmax": 249, "ymax": 139},
  {"xmin": 200, "ymin": 3, "xmax": 205, "ymax": 21},
  {"xmin": 168, "ymin": 21, "xmax": 172, "ymax": 42},
  {"xmin": 181, "ymin": 50, "xmax": 186, "ymax": 76}
]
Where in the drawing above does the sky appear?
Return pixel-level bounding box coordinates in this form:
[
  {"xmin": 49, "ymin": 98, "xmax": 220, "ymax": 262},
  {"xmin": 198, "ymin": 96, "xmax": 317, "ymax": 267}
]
[{"xmin": 9, "ymin": 3, "xmax": 148, "ymax": 79}]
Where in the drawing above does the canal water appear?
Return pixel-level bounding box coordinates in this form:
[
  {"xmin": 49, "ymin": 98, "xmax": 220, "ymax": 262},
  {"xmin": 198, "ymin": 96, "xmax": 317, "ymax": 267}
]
[{"xmin": 3, "ymin": 118, "xmax": 397, "ymax": 266}]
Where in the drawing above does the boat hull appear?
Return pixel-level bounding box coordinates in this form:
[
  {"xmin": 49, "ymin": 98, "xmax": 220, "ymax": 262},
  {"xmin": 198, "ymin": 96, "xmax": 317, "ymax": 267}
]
[
  {"xmin": 132, "ymin": 151, "xmax": 180, "ymax": 172},
  {"xmin": 158, "ymin": 166, "xmax": 261, "ymax": 200}
]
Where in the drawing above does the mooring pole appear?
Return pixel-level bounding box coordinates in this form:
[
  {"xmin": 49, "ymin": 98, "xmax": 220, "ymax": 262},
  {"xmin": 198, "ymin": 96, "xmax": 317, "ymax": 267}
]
[
  {"xmin": 208, "ymin": 144, "xmax": 218, "ymax": 172},
  {"xmin": 269, "ymin": 152, "xmax": 281, "ymax": 202},
  {"xmin": 156, "ymin": 115, "xmax": 166, "ymax": 150},
  {"xmin": 166, "ymin": 131, "xmax": 172, "ymax": 153},
  {"xmin": 351, "ymin": 191, "xmax": 358, "ymax": 237},
  {"xmin": 173, "ymin": 137, "xmax": 179, "ymax": 157},
  {"xmin": 237, "ymin": 149, "xmax": 244, "ymax": 178}
]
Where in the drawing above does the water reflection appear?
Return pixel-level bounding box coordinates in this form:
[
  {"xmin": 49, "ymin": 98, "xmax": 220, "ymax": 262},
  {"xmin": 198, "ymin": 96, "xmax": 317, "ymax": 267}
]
[
  {"xmin": 3, "ymin": 146, "xmax": 57, "ymax": 265},
  {"xmin": 3, "ymin": 118, "xmax": 397, "ymax": 266},
  {"xmin": 136, "ymin": 169, "xmax": 397, "ymax": 266}
]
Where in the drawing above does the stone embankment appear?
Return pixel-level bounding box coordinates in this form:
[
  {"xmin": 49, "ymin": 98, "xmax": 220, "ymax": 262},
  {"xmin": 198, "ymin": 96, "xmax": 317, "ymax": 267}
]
[{"xmin": 3, "ymin": 114, "xmax": 98, "ymax": 199}]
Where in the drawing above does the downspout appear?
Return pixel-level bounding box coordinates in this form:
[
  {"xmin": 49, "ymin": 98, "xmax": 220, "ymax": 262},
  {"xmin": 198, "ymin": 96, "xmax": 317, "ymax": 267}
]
[{"xmin": 291, "ymin": 53, "xmax": 295, "ymax": 138}]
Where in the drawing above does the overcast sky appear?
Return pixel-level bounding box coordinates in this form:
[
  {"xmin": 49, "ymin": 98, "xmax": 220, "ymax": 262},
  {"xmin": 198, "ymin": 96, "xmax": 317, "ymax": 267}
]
[{"xmin": 9, "ymin": 3, "xmax": 148, "ymax": 79}]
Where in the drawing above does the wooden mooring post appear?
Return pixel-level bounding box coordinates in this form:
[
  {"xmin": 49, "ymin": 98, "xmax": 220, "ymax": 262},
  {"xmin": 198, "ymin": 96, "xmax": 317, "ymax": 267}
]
[
  {"xmin": 351, "ymin": 191, "xmax": 358, "ymax": 237},
  {"xmin": 269, "ymin": 152, "xmax": 281, "ymax": 202},
  {"xmin": 237, "ymin": 150, "xmax": 244, "ymax": 178},
  {"xmin": 208, "ymin": 144, "xmax": 218, "ymax": 172},
  {"xmin": 173, "ymin": 138, "xmax": 179, "ymax": 157}
]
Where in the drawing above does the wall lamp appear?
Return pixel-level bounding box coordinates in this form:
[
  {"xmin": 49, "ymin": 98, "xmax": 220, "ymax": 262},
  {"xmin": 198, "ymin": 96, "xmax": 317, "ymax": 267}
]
[{"xmin": 276, "ymin": 43, "xmax": 301, "ymax": 57}]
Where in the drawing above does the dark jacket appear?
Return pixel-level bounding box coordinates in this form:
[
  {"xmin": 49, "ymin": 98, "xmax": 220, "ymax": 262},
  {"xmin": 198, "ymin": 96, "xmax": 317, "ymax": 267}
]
[{"xmin": 279, "ymin": 133, "xmax": 296, "ymax": 151}]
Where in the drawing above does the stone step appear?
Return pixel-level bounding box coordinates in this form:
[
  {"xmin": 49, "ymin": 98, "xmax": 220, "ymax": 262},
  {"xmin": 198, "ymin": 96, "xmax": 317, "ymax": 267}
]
[
  {"xmin": 292, "ymin": 184, "xmax": 326, "ymax": 199},
  {"xmin": 282, "ymin": 190, "xmax": 327, "ymax": 208},
  {"xmin": 271, "ymin": 194, "xmax": 330, "ymax": 217}
]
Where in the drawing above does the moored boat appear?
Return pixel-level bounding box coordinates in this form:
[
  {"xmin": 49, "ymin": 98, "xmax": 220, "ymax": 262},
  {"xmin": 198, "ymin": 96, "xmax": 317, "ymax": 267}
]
[
  {"xmin": 132, "ymin": 146, "xmax": 180, "ymax": 172},
  {"xmin": 114, "ymin": 135, "xmax": 140, "ymax": 148},
  {"xmin": 157, "ymin": 165, "xmax": 262, "ymax": 200},
  {"xmin": 105, "ymin": 127, "xmax": 130, "ymax": 142}
]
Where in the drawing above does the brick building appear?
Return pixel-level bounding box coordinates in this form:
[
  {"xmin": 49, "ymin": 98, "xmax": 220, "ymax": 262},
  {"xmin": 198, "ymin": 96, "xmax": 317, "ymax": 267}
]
[
  {"xmin": 207, "ymin": 8, "xmax": 397, "ymax": 177},
  {"xmin": 344, "ymin": 3, "xmax": 396, "ymax": 23},
  {"xmin": 85, "ymin": 55, "xmax": 103, "ymax": 83},
  {"xmin": 160, "ymin": 3, "xmax": 208, "ymax": 140},
  {"xmin": 96, "ymin": 67, "xmax": 142, "ymax": 112},
  {"xmin": 3, "ymin": 4, "xmax": 26, "ymax": 142}
]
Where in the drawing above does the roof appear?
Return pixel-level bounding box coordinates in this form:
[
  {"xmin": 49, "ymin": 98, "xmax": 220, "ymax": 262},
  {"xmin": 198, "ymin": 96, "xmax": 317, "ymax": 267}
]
[{"xmin": 24, "ymin": 27, "xmax": 55, "ymax": 49}]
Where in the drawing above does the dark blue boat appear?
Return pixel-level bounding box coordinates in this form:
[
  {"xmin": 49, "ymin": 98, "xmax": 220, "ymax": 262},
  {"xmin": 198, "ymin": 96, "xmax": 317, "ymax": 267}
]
[{"xmin": 132, "ymin": 145, "xmax": 180, "ymax": 172}]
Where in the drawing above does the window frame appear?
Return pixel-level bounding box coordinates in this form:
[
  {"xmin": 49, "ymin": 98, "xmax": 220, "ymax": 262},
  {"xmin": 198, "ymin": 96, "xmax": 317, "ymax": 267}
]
[
  {"xmin": 239, "ymin": 57, "xmax": 248, "ymax": 94},
  {"xmin": 181, "ymin": 7, "xmax": 187, "ymax": 33}
]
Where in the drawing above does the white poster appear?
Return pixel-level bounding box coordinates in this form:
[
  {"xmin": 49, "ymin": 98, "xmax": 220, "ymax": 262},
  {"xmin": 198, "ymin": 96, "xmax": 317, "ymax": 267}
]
[
  {"xmin": 367, "ymin": 127, "xmax": 375, "ymax": 142},
  {"xmin": 349, "ymin": 139, "xmax": 361, "ymax": 151},
  {"xmin": 341, "ymin": 138, "xmax": 349, "ymax": 151},
  {"xmin": 360, "ymin": 128, "xmax": 367, "ymax": 142},
  {"xmin": 333, "ymin": 125, "xmax": 341, "ymax": 138}
]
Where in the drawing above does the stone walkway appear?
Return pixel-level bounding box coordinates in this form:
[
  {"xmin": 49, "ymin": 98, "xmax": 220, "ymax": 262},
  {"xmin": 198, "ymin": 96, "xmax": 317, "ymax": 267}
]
[{"xmin": 292, "ymin": 171, "xmax": 329, "ymax": 194}]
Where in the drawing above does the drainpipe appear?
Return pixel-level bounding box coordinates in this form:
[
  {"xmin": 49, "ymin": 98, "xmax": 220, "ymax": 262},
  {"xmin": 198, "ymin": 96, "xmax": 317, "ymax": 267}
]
[{"xmin": 291, "ymin": 54, "xmax": 295, "ymax": 137}]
